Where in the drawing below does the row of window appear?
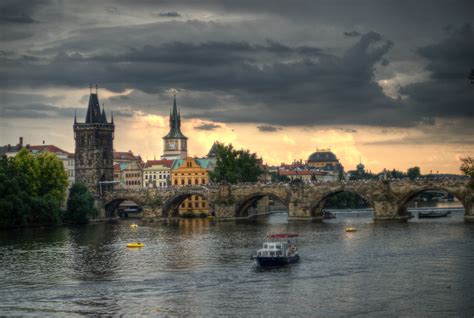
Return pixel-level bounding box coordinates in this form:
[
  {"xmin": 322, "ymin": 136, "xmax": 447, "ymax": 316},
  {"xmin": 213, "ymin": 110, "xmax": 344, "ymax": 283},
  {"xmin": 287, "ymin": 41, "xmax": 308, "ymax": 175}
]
[
  {"xmin": 126, "ymin": 180, "xmax": 141, "ymax": 186},
  {"xmin": 144, "ymin": 175, "xmax": 169, "ymax": 180},
  {"xmin": 125, "ymin": 173, "xmax": 141, "ymax": 178},
  {"xmin": 180, "ymin": 202, "xmax": 207, "ymax": 208},
  {"xmin": 174, "ymin": 179, "xmax": 206, "ymax": 185}
]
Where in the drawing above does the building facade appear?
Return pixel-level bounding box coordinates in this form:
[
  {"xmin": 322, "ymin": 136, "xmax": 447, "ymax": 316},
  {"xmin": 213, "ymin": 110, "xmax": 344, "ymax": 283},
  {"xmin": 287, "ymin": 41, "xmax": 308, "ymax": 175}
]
[
  {"xmin": 171, "ymin": 157, "xmax": 210, "ymax": 215},
  {"xmin": 73, "ymin": 91, "xmax": 114, "ymax": 194},
  {"xmin": 143, "ymin": 160, "xmax": 173, "ymax": 188},
  {"xmin": 113, "ymin": 151, "xmax": 144, "ymax": 189},
  {"xmin": 161, "ymin": 95, "xmax": 188, "ymax": 160}
]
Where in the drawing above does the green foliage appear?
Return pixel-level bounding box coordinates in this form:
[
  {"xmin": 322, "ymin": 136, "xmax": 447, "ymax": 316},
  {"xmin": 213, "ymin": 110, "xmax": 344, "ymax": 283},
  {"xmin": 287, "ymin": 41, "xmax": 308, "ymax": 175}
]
[
  {"xmin": 325, "ymin": 192, "xmax": 369, "ymax": 209},
  {"xmin": 65, "ymin": 183, "xmax": 97, "ymax": 224},
  {"xmin": 407, "ymin": 166, "xmax": 421, "ymax": 180},
  {"xmin": 460, "ymin": 157, "xmax": 474, "ymax": 178},
  {"xmin": 271, "ymin": 172, "xmax": 290, "ymax": 182},
  {"xmin": 0, "ymin": 150, "xmax": 68, "ymax": 228},
  {"xmin": 210, "ymin": 143, "xmax": 262, "ymax": 184}
]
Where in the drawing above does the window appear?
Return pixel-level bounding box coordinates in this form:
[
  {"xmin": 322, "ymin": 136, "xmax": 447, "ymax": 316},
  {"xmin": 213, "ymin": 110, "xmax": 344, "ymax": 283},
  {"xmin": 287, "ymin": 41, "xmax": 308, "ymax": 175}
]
[
  {"xmin": 187, "ymin": 202, "xmax": 192, "ymax": 208},
  {"xmin": 187, "ymin": 179, "xmax": 191, "ymax": 185},
  {"xmin": 174, "ymin": 180, "xmax": 178, "ymax": 185},
  {"xmin": 201, "ymin": 202, "xmax": 206, "ymax": 208},
  {"xmin": 194, "ymin": 202, "xmax": 199, "ymax": 208},
  {"xmin": 181, "ymin": 179, "xmax": 185, "ymax": 185},
  {"xmin": 202, "ymin": 179, "xmax": 206, "ymax": 184},
  {"xmin": 194, "ymin": 179, "xmax": 198, "ymax": 185}
]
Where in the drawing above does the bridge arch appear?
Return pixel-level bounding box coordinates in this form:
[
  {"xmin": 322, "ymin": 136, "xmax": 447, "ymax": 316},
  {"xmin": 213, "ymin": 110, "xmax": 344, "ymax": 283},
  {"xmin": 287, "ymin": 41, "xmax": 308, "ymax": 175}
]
[
  {"xmin": 310, "ymin": 189, "xmax": 373, "ymax": 218},
  {"xmin": 104, "ymin": 197, "xmax": 144, "ymax": 218},
  {"xmin": 397, "ymin": 186, "xmax": 466, "ymax": 216},
  {"xmin": 235, "ymin": 191, "xmax": 289, "ymax": 218},
  {"xmin": 162, "ymin": 192, "xmax": 213, "ymax": 218}
]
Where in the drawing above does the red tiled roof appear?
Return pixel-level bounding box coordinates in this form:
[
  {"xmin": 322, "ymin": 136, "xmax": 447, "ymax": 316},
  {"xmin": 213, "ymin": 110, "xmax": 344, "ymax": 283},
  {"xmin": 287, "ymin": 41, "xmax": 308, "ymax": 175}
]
[
  {"xmin": 145, "ymin": 159, "xmax": 173, "ymax": 168},
  {"xmin": 29, "ymin": 144, "xmax": 70, "ymax": 154},
  {"xmin": 114, "ymin": 151, "xmax": 144, "ymax": 163},
  {"xmin": 279, "ymin": 170, "xmax": 328, "ymax": 176}
]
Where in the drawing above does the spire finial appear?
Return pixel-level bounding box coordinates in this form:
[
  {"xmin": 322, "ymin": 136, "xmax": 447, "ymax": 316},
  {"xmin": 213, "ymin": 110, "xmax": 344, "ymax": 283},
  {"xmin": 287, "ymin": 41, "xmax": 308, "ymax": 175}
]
[
  {"xmin": 90, "ymin": 83, "xmax": 92, "ymax": 93},
  {"xmin": 74, "ymin": 109, "xmax": 77, "ymax": 124},
  {"xmin": 96, "ymin": 84, "xmax": 98, "ymax": 94},
  {"xmin": 111, "ymin": 111, "xmax": 114, "ymax": 124}
]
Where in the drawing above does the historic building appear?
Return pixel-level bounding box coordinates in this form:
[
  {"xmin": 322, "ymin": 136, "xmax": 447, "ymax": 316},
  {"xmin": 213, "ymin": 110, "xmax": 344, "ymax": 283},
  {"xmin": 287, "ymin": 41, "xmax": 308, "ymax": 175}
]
[
  {"xmin": 161, "ymin": 95, "xmax": 188, "ymax": 160},
  {"xmin": 307, "ymin": 148, "xmax": 344, "ymax": 175},
  {"xmin": 171, "ymin": 157, "xmax": 210, "ymax": 215},
  {"xmin": 73, "ymin": 90, "xmax": 114, "ymax": 194},
  {"xmin": 143, "ymin": 159, "xmax": 173, "ymax": 188},
  {"xmin": 113, "ymin": 151, "xmax": 144, "ymax": 189}
]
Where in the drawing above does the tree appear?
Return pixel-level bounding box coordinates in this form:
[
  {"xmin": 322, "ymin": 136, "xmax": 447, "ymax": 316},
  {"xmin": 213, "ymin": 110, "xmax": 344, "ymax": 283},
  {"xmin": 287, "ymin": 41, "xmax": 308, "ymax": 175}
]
[
  {"xmin": 210, "ymin": 142, "xmax": 262, "ymax": 183},
  {"xmin": 65, "ymin": 183, "xmax": 98, "ymax": 224},
  {"xmin": 407, "ymin": 166, "xmax": 421, "ymax": 180},
  {"xmin": 0, "ymin": 150, "xmax": 69, "ymax": 228},
  {"xmin": 460, "ymin": 156, "xmax": 474, "ymax": 178}
]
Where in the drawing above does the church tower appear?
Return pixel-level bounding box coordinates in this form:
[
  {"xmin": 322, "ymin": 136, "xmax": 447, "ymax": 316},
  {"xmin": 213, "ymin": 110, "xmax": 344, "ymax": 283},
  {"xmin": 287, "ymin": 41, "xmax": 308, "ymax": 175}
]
[
  {"xmin": 161, "ymin": 94, "xmax": 188, "ymax": 160},
  {"xmin": 73, "ymin": 87, "xmax": 115, "ymax": 194}
]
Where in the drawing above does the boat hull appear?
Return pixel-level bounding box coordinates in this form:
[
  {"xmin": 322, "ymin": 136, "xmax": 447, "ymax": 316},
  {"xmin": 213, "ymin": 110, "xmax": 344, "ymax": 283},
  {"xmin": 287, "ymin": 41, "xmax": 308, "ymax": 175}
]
[
  {"xmin": 253, "ymin": 255, "xmax": 300, "ymax": 267},
  {"xmin": 418, "ymin": 211, "xmax": 450, "ymax": 218}
]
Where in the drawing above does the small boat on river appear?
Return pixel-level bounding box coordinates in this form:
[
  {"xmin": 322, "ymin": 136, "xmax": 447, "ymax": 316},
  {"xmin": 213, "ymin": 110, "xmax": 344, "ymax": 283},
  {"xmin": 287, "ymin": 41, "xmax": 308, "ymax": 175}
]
[
  {"xmin": 251, "ymin": 233, "xmax": 300, "ymax": 267},
  {"xmin": 418, "ymin": 210, "xmax": 451, "ymax": 218},
  {"xmin": 323, "ymin": 210, "xmax": 336, "ymax": 219},
  {"xmin": 127, "ymin": 242, "xmax": 144, "ymax": 248}
]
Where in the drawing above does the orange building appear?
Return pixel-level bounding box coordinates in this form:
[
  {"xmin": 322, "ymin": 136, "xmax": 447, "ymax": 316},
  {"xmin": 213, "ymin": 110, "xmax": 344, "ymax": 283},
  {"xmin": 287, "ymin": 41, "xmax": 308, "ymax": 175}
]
[{"xmin": 171, "ymin": 157, "xmax": 210, "ymax": 216}]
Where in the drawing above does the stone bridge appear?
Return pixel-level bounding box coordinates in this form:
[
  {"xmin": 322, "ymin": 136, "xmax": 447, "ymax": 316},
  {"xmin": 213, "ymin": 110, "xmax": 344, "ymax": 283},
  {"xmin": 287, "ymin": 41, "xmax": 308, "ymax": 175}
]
[{"xmin": 100, "ymin": 179, "xmax": 474, "ymax": 222}]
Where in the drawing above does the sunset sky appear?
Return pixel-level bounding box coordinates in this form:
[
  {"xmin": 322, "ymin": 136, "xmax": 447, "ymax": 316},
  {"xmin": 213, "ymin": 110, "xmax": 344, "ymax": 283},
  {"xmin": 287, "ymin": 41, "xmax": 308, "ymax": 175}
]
[{"xmin": 0, "ymin": 1, "xmax": 473, "ymax": 174}]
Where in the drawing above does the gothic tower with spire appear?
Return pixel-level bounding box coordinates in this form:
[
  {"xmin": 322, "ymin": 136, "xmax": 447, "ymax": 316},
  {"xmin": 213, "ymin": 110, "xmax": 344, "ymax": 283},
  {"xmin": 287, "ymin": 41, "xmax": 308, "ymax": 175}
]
[
  {"xmin": 161, "ymin": 94, "xmax": 188, "ymax": 160},
  {"xmin": 73, "ymin": 86, "xmax": 115, "ymax": 194}
]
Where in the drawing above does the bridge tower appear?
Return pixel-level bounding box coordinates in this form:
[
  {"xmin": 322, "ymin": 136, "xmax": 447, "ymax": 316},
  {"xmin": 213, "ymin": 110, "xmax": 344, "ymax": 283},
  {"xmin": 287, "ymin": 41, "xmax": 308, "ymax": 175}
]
[
  {"xmin": 161, "ymin": 93, "xmax": 188, "ymax": 160},
  {"xmin": 73, "ymin": 86, "xmax": 115, "ymax": 194}
]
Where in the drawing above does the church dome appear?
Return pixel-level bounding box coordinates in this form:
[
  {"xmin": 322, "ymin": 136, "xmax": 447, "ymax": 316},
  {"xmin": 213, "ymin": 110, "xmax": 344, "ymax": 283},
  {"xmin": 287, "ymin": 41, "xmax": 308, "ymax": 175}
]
[
  {"xmin": 357, "ymin": 163, "xmax": 365, "ymax": 170},
  {"xmin": 308, "ymin": 150, "xmax": 338, "ymax": 163}
]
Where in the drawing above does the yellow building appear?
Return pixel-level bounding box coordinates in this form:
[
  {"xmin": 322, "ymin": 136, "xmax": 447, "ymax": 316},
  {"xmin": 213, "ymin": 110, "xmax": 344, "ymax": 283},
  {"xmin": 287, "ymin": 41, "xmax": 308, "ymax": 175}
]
[{"xmin": 171, "ymin": 157, "xmax": 210, "ymax": 216}]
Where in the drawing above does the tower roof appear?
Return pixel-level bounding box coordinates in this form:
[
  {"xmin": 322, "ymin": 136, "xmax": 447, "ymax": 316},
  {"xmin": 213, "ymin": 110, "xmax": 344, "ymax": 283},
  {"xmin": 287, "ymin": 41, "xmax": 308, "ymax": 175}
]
[
  {"xmin": 85, "ymin": 93, "xmax": 108, "ymax": 124},
  {"xmin": 164, "ymin": 94, "xmax": 187, "ymax": 139}
]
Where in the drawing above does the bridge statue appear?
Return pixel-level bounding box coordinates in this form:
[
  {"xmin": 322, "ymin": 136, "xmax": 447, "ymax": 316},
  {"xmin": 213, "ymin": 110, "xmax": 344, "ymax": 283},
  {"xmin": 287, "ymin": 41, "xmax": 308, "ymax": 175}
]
[{"xmin": 100, "ymin": 179, "xmax": 474, "ymax": 222}]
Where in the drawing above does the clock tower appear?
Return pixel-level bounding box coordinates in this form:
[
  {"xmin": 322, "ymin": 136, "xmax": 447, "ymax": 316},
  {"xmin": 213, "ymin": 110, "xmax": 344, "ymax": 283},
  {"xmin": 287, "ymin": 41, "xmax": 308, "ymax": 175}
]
[{"xmin": 161, "ymin": 94, "xmax": 188, "ymax": 160}]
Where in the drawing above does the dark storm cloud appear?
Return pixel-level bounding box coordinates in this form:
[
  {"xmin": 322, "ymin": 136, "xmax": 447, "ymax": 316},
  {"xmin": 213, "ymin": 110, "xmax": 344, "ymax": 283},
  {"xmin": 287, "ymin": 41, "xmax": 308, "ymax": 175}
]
[
  {"xmin": 0, "ymin": 0, "xmax": 47, "ymax": 24},
  {"xmin": 344, "ymin": 31, "xmax": 360, "ymax": 37},
  {"xmin": 0, "ymin": 32, "xmax": 401, "ymax": 126},
  {"xmin": 400, "ymin": 24, "xmax": 474, "ymax": 119},
  {"xmin": 194, "ymin": 123, "xmax": 221, "ymax": 131},
  {"xmin": 157, "ymin": 11, "xmax": 181, "ymax": 17},
  {"xmin": 257, "ymin": 125, "xmax": 282, "ymax": 132}
]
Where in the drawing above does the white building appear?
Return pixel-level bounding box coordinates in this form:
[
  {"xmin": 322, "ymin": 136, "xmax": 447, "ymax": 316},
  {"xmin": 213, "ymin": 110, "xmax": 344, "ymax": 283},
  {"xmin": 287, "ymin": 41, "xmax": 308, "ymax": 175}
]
[{"xmin": 143, "ymin": 160, "xmax": 173, "ymax": 188}]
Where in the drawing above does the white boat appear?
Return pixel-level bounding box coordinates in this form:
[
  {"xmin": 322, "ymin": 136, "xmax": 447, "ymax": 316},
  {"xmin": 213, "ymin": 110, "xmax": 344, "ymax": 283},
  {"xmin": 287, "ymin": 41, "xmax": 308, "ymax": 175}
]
[{"xmin": 251, "ymin": 233, "xmax": 300, "ymax": 267}]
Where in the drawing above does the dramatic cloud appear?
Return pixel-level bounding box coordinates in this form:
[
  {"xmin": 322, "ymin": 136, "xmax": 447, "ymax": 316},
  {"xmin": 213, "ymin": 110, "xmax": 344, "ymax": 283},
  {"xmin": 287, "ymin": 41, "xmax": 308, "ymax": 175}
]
[
  {"xmin": 344, "ymin": 31, "xmax": 360, "ymax": 37},
  {"xmin": 157, "ymin": 11, "xmax": 181, "ymax": 17},
  {"xmin": 257, "ymin": 125, "xmax": 282, "ymax": 132},
  {"xmin": 194, "ymin": 123, "xmax": 221, "ymax": 131}
]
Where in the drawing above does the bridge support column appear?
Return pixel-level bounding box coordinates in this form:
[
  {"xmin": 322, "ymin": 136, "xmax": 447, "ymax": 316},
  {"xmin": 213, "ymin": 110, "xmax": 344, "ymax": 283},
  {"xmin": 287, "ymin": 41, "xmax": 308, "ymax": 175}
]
[
  {"xmin": 373, "ymin": 197, "xmax": 408, "ymax": 221},
  {"xmin": 288, "ymin": 202, "xmax": 321, "ymax": 221},
  {"xmin": 464, "ymin": 191, "xmax": 474, "ymax": 222},
  {"xmin": 214, "ymin": 203, "xmax": 237, "ymax": 220}
]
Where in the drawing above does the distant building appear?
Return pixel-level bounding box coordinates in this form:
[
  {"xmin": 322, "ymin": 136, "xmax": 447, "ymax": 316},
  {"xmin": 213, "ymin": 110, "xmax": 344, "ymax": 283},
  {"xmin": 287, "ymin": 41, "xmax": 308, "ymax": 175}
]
[
  {"xmin": 0, "ymin": 137, "xmax": 75, "ymax": 188},
  {"xmin": 113, "ymin": 151, "xmax": 144, "ymax": 189},
  {"xmin": 30, "ymin": 144, "xmax": 75, "ymax": 188},
  {"xmin": 161, "ymin": 95, "xmax": 188, "ymax": 160},
  {"xmin": 0, "ymin": 137, "xmax": 25, "ymax": 157},
  {"xmin": 171, "ymin": 157, "xmax": 210, "ymax": 215},
  {"xmin": 307, "ymin": 148, "xmax": 344, "ymax": 174},
  {"xmin": 143, "ymin": 160, "xmax": 173, "ymax": 188},
  {"xmin": 73, "ymin": 89, "xmax": 114, "ymax": 194},
  {"xmin": 278, "ymin": 169, "xmax": 335, "ymax": 183}
]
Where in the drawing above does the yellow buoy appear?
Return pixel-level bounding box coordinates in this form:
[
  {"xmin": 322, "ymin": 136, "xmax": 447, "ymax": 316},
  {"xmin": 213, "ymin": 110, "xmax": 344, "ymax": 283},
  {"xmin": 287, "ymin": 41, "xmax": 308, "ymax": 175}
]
[
  {"xmin": 130, "ymin": 223, "xmax": 138, "ymax": 229},
  {"xmin": 345, "ymin": 227, "xmax": 357, "ymax": 232},
  {"xmin": 127, "ymin": 242, "xmax": 144, "ymax": 248}
]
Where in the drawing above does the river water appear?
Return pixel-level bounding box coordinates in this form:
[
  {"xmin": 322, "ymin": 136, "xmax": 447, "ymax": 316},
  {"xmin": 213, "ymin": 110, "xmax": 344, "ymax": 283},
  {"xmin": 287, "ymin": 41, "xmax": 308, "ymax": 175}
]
[{"xmin": 0, "ymin": 208, "xmax": 473, "ymax": 317}]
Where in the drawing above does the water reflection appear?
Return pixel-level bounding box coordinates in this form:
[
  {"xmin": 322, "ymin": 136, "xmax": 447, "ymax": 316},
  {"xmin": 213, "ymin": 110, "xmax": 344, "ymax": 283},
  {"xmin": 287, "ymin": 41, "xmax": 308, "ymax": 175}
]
[{"xmin": 0, "ymin": 210, "xmax": 473, "ymax": 316}]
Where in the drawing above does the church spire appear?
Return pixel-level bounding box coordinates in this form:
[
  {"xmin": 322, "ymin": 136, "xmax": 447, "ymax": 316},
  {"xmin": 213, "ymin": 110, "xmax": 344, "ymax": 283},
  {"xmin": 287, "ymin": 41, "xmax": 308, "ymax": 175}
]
[
  {"xmin": 163, "ymin": 92, "xmax": 187, "ymax": 140},
  {"xmin": 74, "ymin": 109, "xmax": 77, "ymax": 124}
]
